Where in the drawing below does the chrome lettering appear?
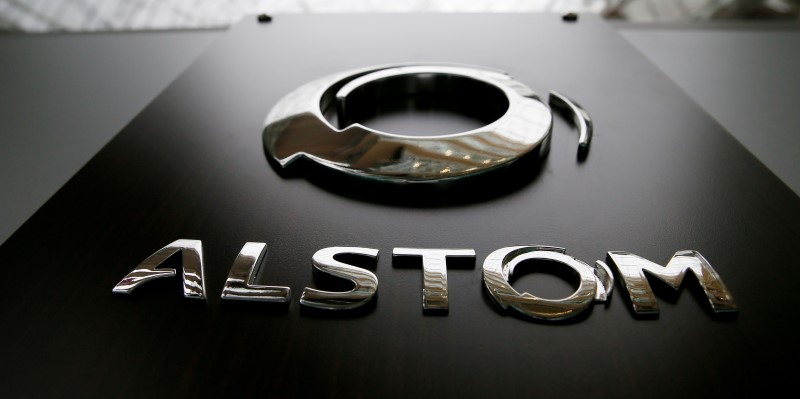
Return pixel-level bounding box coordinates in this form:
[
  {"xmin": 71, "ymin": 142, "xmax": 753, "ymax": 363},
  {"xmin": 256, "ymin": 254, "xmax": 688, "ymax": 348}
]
[
  {"xmin": 482, "ymin": 246, "xmax": 613, "ymax": 320},
  {"xmin": 112, "ymin": 240, "xmax": 737, "ymax": 322},
  {"xmin": 606, "ymin": 250, "xmax": 737, "ymax": 314},
  {"xmin": 392, "ymin": 248, "xmax": 476, "ymax": 311},
  {"xmin": 300, "ymin": 247, "xmax": 379, "ymax": 310},
  {"xmin": 112, "ymin": 239, "xmax": 206, "ymax": 300},
  {"xmin": 221, "ymin": 242, "xmax": 291, "ymax": 303}
]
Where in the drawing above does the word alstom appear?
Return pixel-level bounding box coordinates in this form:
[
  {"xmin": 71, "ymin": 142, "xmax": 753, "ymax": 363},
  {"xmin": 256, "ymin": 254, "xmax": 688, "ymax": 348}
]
[{"xmin": 112, "ymin": 240, "xmax": 737, "ymax": 321}]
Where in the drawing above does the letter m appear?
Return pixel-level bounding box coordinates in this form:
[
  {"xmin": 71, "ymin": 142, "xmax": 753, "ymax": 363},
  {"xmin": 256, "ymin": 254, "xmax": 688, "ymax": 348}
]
[{"xmin": 607, "ymin": 250, "xmax": 737, "ymax": 315}]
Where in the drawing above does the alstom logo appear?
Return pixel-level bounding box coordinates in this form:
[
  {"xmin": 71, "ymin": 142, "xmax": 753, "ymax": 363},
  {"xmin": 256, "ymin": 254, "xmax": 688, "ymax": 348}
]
[{"xmin": 113, "ymin": 240, "xmax": 737, "ymax": 322}]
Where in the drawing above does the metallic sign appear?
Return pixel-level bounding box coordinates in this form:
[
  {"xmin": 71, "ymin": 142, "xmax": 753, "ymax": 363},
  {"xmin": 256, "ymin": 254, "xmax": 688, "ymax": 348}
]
[
  {"xmin": 114, "ymin": 65, "xmax": 737, "ymax": 322},
  {"xmin": 113, "ymin": 240, "xmax": 737, "ymax": 322},
  {"xmin": 262, "ymin": 64, "xmax": 592, "ymax": 182}
]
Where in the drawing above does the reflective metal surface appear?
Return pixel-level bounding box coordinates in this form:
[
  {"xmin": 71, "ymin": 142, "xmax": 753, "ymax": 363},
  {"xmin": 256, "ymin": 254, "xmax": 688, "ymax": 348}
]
[
  {"xmin": 593, "ymin": 260, "xmax": 615, "ymax": 301},
  {"xmin": 392, "ymin": 248, "xmax": 476, "ymax": 311},
  {"xmin": 300, "ymin": 246, "xmax": 379, "ymax": 310},
  {"xmin": 263, "ymin": 64, "xmax": 553, "ymax": 182},
  {"xmin": 112, "ymin": 239, "xmax": 206, "ymax": 300},
  {"xmin": 549, "ymin": 90, "xmax": 593, "ymax": 153},
  {"xmin": 607, "ymin": 250, "xmax": 737, "ymax": 314},
  {"xmin": 220, "ymin": 242, "xmax": 291, "ymax": 302},
  {"xmin": 483, "ymin": 246, "xmax": 609, "ymax": 320}
]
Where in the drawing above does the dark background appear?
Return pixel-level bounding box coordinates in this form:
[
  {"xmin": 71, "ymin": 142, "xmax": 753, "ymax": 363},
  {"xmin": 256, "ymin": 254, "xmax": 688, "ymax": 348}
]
[{"xmin": 1, "ymin": 15, "xmax": 798, "ymax": 397}]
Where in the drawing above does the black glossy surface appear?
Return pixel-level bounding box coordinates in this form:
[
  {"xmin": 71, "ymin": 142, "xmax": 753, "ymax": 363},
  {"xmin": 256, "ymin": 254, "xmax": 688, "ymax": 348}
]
[
  {"xmin": 0, "ymin": 30, "xmax": 221, "ymax": 244},
  {"xmin": 1, "ymin": 15, "xmax": 799, "ymax": 397}
]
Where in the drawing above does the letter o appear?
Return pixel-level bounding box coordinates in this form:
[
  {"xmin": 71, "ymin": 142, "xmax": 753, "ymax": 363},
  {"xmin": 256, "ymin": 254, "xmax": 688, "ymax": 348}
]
[{"xmin": 482, "ymin": 246, "xmax": 600, "ymax": 321}]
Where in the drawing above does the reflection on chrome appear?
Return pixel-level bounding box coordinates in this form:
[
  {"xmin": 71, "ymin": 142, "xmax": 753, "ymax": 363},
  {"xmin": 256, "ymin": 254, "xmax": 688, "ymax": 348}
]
[
  {"xmin": 220, "ymin": 242, "xmax": 291, "ymax": 303},
  {"xmin": 549, "ymin": 90, "xmax": 593, "ymax": 152},
  {"xmin": 110, "ymin": 239, "xmax": 736, "ymax": 321},
  {"xmin": 112, "ymin": 239, "xmax": 206, "ymax": 300},
  {"xmin": 593, "ymin": 260, "xmax": 615, "ymax": 301},
  {"xmin": 482, "ymin": 246, "xmax": 609, "ymax": 321},
  {"xmin": 263, "ymin": 64, "xmax": 554, "ymax": 182},
  {"xmin": 300, "ymin": 247, "xmax": 379, "ymax": 310},
  {"xmin": 607, "ymin": 250, "xmax": 737, "ymax": 314},
  {"xmin": 393, "ymin": 248, "xmax": 476, "ymax": 311}
]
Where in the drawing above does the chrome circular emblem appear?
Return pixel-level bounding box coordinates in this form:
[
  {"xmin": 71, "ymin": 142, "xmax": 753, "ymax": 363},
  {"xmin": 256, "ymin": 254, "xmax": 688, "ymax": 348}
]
[{"xmin": 263, "ymin": 64, "xmax": 567, "ymax": 183}]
